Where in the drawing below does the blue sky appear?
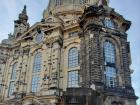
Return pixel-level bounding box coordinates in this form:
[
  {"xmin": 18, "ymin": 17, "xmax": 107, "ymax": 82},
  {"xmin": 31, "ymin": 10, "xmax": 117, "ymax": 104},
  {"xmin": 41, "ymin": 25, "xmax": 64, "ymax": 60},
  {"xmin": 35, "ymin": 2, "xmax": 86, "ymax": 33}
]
[{"xmin": 0, "ymin": 0, "xmax": 139, "ymax": 104}]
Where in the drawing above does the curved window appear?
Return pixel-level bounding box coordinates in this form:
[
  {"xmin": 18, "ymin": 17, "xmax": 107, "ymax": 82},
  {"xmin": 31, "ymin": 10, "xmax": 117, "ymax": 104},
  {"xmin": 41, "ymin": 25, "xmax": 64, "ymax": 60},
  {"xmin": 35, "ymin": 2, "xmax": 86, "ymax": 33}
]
[
  {"xmin": 11, "ymin": 63, "xmax": 17, "ymax": 80},
  {"xmin": 104, "ymin": 19, "xmax": 115, "ymax": 29},
  {"xmin": 68, "ymin": 48, "xmax": 79, "ymax": 68},
  {"xmin": 33, "ymin": 53, "xmax": 42, "ymax": 72},
  {"xmin": 104, "ymin": 41, "xmax": 117, "ymax": 87},
  {"xmin": 104, "ymin": 41, "xmax": 115, "ymax": 64}
]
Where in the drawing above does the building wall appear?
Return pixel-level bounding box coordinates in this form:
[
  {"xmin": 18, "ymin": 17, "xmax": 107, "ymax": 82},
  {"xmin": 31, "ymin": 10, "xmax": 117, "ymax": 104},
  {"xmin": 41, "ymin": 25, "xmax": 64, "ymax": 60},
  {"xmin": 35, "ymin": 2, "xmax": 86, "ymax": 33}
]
[{"xmin": 0, "ymin": 0, "xmax": 137, "ymax": 105}]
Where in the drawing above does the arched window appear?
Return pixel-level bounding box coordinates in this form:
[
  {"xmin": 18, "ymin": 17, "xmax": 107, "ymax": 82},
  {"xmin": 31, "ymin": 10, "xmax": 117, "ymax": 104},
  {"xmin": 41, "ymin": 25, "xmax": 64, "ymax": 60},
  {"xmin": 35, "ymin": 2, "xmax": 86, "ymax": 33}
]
[
  {"xmin": 68, "ymin": 48, "xmax": 79, "ymax": 68},
  {"xmin": 33, "ymin": 52, "xmax": 42, "ymax": 72},
  {"xmin": 56, "ymin": 0, "xmax": 61, "ymax": 6},
  {"xmin": 104, "ymin": 18, "xmax": 115, "ymax": 29},
  {"xmin": 104, "ymin": 41, "xmax": 117, "ymax": 87},
  {"xmin": 31, "ymin": 52, "xmax": 42, "ymax": 92}
]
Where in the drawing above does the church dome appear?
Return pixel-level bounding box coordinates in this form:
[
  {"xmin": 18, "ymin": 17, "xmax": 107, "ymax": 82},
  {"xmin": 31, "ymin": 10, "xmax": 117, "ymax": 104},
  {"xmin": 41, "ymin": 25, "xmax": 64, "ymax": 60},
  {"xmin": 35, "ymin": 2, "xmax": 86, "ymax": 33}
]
[{"xmin": 43, "ymin": 0, "xmax": 105, "ymax": 19}]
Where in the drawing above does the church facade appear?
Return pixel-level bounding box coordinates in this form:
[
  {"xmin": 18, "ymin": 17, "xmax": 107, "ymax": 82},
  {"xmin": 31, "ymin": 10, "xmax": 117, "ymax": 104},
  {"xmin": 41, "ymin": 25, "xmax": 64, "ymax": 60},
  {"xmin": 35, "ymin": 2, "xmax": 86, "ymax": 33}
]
[{"xmin": 0, "ymin": 0, "xmax": 138, "ymax": 105}]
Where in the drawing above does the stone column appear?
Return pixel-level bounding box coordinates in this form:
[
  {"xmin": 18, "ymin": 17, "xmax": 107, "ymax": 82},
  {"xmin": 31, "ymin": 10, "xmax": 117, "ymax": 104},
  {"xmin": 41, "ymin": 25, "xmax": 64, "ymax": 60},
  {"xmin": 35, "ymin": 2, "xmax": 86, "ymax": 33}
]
[{"xmin": 79, "ymin": 29, "xmax": 103, "ymax": 88}]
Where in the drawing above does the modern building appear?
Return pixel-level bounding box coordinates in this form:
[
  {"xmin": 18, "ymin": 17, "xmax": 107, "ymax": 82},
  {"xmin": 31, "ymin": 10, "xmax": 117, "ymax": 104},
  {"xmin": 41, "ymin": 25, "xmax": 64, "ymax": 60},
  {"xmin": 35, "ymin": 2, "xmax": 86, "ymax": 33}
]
[{"xmin": 0, "ymin": 0, "xmax": 138, "ymax": 105}]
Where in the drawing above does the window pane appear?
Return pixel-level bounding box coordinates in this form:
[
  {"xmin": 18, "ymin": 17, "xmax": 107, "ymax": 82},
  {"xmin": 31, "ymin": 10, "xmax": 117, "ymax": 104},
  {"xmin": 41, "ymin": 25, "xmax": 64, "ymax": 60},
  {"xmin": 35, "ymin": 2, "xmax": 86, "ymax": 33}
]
[
  {"xmin": 56, "ymin": 0, "xmax": 61, "ymax": 5},
  {"xmin": 11, "ymin": 63, "xmax": 17, "ymax": 80},
  {"xmin": 68, "ymin": 70, "xmax": 79, "ymax": 87},
  {"xmin": 33, "ymin": 53, "xmax": 42, "ymax": 72},
  {"xmin": 31, "ymin": 75, "xmax": 41, "ymax": 92},
  {"xmin": 104, "ymin": 19, "xmax": 115, "ymax": 29},
  {"xmin": 105, "ymin": 67, "xmax": 117, "ymax": 87},
  {"xmin": 69, "ymin": 31, "xmax": 78, "ymax": 37},
  {"xmin": 35, "ymin": 33, "xmax": 43, "ymax": 43},
  {"xmin": 104, "ymin": 41, "xmax": 115, "ymax": 63},
  {"xmin": 68, "ymin": 48, "xmax": 79, "ymax": 68},
  {"xmin": 8, "ymin": 82, "xmax": 14, "ymax": 96},
  {"xmin": 80, "ymin": 0, "xmax": 85, "ymax": 3}
]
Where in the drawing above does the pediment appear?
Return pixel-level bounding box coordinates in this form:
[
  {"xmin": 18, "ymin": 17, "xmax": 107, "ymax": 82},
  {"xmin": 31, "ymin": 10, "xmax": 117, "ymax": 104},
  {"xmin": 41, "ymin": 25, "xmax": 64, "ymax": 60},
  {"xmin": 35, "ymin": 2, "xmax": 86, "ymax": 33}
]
[
  {"xmin": 45, "ymin": 15, "xmax": 63, "ymax": 23},
  {"xmin": 16, "ymin": 23, "xmax": 57, "ymax": 42}
]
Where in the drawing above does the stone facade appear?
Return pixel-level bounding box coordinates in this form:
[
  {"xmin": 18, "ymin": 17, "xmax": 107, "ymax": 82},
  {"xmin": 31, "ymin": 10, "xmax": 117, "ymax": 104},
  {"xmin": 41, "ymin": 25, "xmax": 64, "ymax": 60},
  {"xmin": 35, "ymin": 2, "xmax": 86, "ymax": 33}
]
[
  {"xmin": 0, "ymin": 0, "xmax": 137, "ymax": 105},
  {"xmin": 79, "ymin": 5, "xmax": 137, "ymax": 105}
]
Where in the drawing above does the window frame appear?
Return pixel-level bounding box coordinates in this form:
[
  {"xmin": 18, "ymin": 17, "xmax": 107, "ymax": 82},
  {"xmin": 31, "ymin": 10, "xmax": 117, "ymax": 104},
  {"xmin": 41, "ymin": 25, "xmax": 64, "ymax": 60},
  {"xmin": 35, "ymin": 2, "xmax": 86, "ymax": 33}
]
[
  {"xmin": 31, "ymin": 74, "xmax": 41, "ymax": 92},
  {"xmin": 69, "ymin": 31, "xmax": 79, "ymax": 38},
  {"xmin": 11, "ymin": 62, "xmax": 17, "ymax": 80},
  {"xmin": 33, "ymin": 52, "xmax": 42, "ymax": 73},
  {"xmin": 103, "ymin": 40, "xmax": 117, "ymax": 88},
  {"xmin": 105, "ymin": 67, "xmax": 117, "ymax": 88},
  {"xmin": 35, "ymin": 32, "xmax": 44, "ymax": 44},
  {"xmin": 68, "ymin": 47, "xmax": 79, "ymax": 69},
  {"xmin": 104, "ymin": 41, "xmax": 116, "ymax": 64},
  {"xmin": 31, "ymin": 52, "xmax": 42, "ymax": 93},
  {"xmin": 8, "ymin": 62, "xmax": 18, "ymax": 96},
  {"xmin": 80, "ymin": 0, "xmax": 85, "ymax": 4},
  {"xmin": 68, "ymin": 70, "xmax": 79, "ymax": 88},
  {"xmin": 56, "ymin": 0, "xmax": 61, "ymax": 6},
  {"xmin": 8, "ymin": 81, "xmax": 15, "ymax": 97},
  {"xmin": 103, "ymin": 18, "xmax": 115, "ymax": 29}
]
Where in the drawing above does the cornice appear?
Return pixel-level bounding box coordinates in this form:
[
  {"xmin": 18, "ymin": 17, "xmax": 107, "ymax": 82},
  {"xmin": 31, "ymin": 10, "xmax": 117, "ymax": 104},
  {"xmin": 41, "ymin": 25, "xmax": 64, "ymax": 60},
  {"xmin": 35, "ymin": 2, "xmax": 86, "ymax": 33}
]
[{"xmin": 79, "ymin": 5, "xmax": 131, "ymax": 32}]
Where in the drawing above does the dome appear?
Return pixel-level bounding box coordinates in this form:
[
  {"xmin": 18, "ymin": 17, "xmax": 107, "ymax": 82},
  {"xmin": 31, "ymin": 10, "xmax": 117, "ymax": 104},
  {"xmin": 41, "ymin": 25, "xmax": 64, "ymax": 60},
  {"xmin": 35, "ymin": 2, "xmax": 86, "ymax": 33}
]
[
  {"xmin": 43, "ymin": 0, "xmax": 103, "ymax": 19},
  {"xmin": 43, "ymin": 0, "xmax": 109, "ymax": 19}
]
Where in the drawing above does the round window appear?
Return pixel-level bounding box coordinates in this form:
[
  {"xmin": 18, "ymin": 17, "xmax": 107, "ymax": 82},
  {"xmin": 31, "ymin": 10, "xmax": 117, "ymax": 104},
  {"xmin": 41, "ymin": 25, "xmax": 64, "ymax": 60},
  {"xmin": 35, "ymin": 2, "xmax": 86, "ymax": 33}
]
[{"xmin": 35, "ymin": 32, "xmax": 44, "ymax": 43}]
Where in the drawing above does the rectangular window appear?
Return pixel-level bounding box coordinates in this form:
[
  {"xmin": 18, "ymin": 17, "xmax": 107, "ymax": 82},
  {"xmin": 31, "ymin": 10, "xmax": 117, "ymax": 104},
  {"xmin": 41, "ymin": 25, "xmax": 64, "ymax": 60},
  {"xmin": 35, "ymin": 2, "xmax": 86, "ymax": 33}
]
[
  {"xmin": 68, "ymin": 70, "xmax": 79, "ymax": 87},
  {"xmin": 56, "ymin": 0, "xmax": 61, "ymax": 6},
  {"xmin": 33, "ymin": 53, "xmax": 42, "ymax": 73},
  {"xmin": 105, "ymin": 67, "xmax": 117, "ymax": 88},
  {"xmin": 11, "ymin": 63, "xmax": 17, "ymax": 80},
  {"xmin": 11, "ymin": 69, "xmax": 16, "ymax": 80},
  {"xmin": 68, "ymin": 48, "xmax": 79, "ymax": 68},
  {"xmin": 31, "ymin": 75, "xmax": 41, "ymax": 92},
  {"xmin": 80, "ymin": 0, "xmax": 85, "ymax": 4},
  {"xmin": 8, "ymin": 82, "xmax": 14, "ymax": 96},
  {"xmin": 69, "ymin": 31, "xmax": 78, "ymax": 38}
]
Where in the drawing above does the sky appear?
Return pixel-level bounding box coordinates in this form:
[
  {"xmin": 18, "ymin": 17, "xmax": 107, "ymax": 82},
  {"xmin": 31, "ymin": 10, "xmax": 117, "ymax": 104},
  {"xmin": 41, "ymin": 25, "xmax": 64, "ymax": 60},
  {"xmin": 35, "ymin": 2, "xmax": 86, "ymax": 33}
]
[{"xmin": 0, "ymin": 0, "xmax": 139, "ymax": 104}]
